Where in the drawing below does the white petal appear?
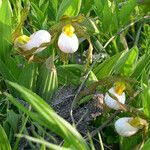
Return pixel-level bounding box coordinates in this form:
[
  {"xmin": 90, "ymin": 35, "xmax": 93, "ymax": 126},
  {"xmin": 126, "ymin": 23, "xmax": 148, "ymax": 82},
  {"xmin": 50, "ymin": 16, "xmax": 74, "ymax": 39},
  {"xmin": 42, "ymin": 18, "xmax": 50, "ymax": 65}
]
[
  {"xmin": 104, "ymin": 87, "xmax": 125, "ymax": 110},
  {"xmin": 58, "ymin": 33, "xmax": 79, "ymax": 53},
  {"xmin": 115, "ymin": 117, "xmax": 139, "ymax": 137},
  {"xmin": 22, "ymin": 30, "xmax": 51, "ymax": 52}
]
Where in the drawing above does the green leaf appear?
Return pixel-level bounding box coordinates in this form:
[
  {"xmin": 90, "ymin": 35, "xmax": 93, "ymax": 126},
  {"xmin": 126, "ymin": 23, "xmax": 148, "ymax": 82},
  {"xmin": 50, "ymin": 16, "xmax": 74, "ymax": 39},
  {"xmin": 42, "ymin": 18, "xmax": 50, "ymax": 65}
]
[
  {"xmin": 6, "ymin": 110, "xmax": 20, "ymax": 133},
  {"xmin": 31, "ymin": 2, "xmax": 44, "ymax": 21},
  {"xmin": 141, "ymin": 70, "xmax": 150, "ymax": 118},
  {"xmin": 138, "ymin": 0, "xmax": 150, "ymax": 13},
  {"xmin": 118, "ymin": 0, "xmax": 136, "ymax": 26},
  {"xmin": 81, "ymin": 0, "xmax": 93, "ymax": 14},
  {"xmin": 120, "ymin": 135, "xmax": 142, "ymax": 150},
  {"xmin": 94, "ymin": 0, "xmax": 105, "ymax": 18},
  {"xmin": 0, "ymin": 125, "xmax": 11, "ymax": 150},
  {"xmin": 91, "ymin": 36, "xmax": 104, "ymax": 53},
  {"xmin": 0, "ymin": 0, "xmax": 12, "ymax": 61},
  {"xmin": 37, "ymin": 57, "xmax": 58, "ymax": 101},
  {"xmin": 93, "ymin": 52, "xmax": 122, "ymax": 79},
  {"xmin": 18, "ymin": 62, "xmax": 38, "ymax": 91},
  {"xmin": 120, "ymin": 46, "xmax": 138, "ymax": 76},
  {"xmin": 94, "ymin": 0, "xmax": 116, "ymax": 32},
  {"xmin": 101, "ymin": 1, "xmax": 113, "ymax": 32},
  {"xmin": 131, "ymin": 51, "xmax": 150, "ymax": 79},
  {"xmin": 57, "ymin": 64, "xmax": 82, "ymax": 85},
  {"xmin": 112, "ymin": 47, "xmax": 138, "ymax": 75},
  {"xmin": 5, "ymin": 81, "xmax": 90, "ymax": 150},
  {"xmin": 5, "ymin": 57, "xmax": 20, "ymax": 79},
  {"xmin": 47, "ymin": 0, "xmax": 58, "ymax": 20},
  {"xmin": 0, "ymin": 58, "xmax": 16, "ymax": 82},
  {"xmin": 57, "ymin": 0, "xmax": 82, "ymax": 21},
  {"xmin": 141, "ymin": 138, "xmax": 150, "ymax": 150},
  {"xmin": 0, "ymin": 57, "xmax": 18, "ymax": 94},
  {"xmin": 57, "ymin": 64, "xmax": 97, "ymax": 85},
  {"xmin": 81, "ymin": 18, "xmax": 99, "ymax": 35},
  {"xmin": 0, "ymin": 0, "xmax": 12, "ymax": 25}
]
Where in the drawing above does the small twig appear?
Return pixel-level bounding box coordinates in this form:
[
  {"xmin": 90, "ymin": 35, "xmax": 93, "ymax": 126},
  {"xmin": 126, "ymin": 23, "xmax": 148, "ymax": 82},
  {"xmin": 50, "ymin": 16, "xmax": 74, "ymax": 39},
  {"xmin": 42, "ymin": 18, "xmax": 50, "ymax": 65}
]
[
  {"xmin": 70, "ymin": 66, "xmax": 95, "ymax": 125},
  {"xmin": 70, "ymin": 15, "xmax": 150, "ymax": 124}
]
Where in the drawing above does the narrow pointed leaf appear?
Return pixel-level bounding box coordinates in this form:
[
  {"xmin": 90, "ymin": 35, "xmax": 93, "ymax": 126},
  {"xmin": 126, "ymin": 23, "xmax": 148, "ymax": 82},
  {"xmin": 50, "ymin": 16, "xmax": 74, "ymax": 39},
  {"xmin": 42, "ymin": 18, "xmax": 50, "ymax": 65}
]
[{"xmin": 6, "ymin": 81, "xmax": 89, "ymax": 150}]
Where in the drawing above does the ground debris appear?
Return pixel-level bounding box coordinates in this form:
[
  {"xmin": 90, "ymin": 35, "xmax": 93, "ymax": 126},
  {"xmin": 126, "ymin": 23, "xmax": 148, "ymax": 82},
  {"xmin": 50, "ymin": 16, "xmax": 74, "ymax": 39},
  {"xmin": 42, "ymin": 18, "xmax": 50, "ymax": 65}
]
[{"xmin": 52, "ymin": 86, "xmax": 104, "ymax": 134}]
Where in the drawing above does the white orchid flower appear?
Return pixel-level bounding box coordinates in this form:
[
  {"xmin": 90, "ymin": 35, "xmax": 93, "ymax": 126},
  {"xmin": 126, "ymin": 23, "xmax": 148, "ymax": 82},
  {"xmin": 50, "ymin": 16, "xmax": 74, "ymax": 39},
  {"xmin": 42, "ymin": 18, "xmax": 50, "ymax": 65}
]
[
  {"xmin": 14, "ymin": 30, "xmax": 51, "ymax": 54},
  {"xmin": 115, "ymin": 117, "xmax": 144, "ymax": 137},
  {"xmin": 58, "ymin": 24, "xmax": 79, "ymax": 53},
  {"xmin": 104, "ymin": 81, "xmax": 126, "ymax": 110}
]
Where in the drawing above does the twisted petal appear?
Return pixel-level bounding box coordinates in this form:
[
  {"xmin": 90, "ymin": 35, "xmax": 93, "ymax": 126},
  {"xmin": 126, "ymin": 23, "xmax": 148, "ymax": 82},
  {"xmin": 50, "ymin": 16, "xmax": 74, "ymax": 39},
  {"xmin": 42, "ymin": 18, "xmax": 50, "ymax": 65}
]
[
  {"xmin": 104, "ymin": 87, "xmax": 125, "ymax": 110},
  {"xmin": 58, "ymin": 33, "xmax": 79, "ymax": 53},
  {"xmin": 115, "ymin": 117, "xmax": 139, "ymax": 137}
]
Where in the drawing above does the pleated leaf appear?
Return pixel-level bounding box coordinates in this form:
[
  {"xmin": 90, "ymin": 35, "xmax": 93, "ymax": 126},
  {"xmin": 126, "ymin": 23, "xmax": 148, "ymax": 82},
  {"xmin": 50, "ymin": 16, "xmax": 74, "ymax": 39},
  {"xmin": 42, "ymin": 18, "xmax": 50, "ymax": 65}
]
[
  {"xmin": 0, "ymin": 0, "xmax": 12, "ymax": 61},
  {"xmin": 37, "ymin": 57, "xmax": 58, "ymax": 101},
  {"xmin": 18, "ymin": 62, "xmax": 38, "ymax": 91}
]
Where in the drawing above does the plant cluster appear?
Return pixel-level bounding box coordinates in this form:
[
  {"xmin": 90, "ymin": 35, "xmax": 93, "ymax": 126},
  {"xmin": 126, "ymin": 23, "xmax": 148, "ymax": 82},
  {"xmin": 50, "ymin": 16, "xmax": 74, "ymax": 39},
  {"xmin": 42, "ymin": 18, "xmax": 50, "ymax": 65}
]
[{"xmin": 0, "ymin": 0, "xmax": 150, "ymax": 150}]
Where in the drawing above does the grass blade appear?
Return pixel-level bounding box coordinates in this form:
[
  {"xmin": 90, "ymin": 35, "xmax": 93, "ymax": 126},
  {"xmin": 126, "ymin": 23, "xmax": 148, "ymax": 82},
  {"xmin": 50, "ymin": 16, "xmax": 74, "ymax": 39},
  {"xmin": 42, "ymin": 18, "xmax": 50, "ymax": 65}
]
[
  {"xmin": 37, "ymin": 57, "xmax": 58, "ymax": 101},
  {"xmin": 16, "ymin": 134, "xmax": 71, "ymax": 150},
  {"xmin": 0, "ymin": 125, "xmax": 11, "ymax": 150}
]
